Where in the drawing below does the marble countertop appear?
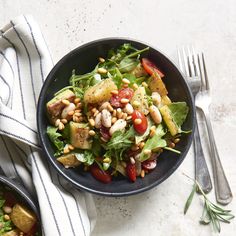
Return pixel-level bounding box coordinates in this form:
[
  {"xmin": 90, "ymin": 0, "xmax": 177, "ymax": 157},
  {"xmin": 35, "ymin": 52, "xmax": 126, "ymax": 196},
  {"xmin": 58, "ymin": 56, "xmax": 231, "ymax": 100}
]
[{"xmin": 1, "ymin": 0, "xmax": 235, "ymax": 235}]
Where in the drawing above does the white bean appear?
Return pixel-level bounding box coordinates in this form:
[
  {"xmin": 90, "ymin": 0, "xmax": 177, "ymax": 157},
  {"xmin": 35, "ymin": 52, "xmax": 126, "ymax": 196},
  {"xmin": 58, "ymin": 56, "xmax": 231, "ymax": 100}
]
[
  {"xmin": 101, "ymin": 109, "xmax": 112, "ymax": 128},
  {"xmin": 95, "ymin": 112, "xmax": 102, "ymax": 128},
  {"xmin": 123, "ymin": 103, "xmax": 134, "ymax": 115},
  {"xmin": 149, "ymin": 105, "xmax": 162, "ymax": 124},
  {"xmin": 109, "ymin": 119, "xmax": 127, "ymax": 135},
  {"xmin": 151, "ymin": 92, "xmax": 161, "ymax": 106},
  {"xmin": 61, "ymin": 103, "xmax": 76, "ymax": 119}
]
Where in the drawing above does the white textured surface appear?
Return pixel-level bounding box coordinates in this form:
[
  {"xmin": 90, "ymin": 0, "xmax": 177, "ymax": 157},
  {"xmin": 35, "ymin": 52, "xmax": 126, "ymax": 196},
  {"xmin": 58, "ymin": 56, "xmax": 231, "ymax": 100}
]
[{"xmin": 1, "ymin": 0, "xmax": 236, "ymax": 235}]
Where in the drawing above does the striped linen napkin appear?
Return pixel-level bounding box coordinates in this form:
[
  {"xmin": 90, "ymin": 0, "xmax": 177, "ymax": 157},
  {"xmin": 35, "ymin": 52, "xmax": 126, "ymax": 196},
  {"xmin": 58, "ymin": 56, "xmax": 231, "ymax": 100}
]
[{"xmin": 0, "ymin": 15, "xmax": 96, "ymax": 236}]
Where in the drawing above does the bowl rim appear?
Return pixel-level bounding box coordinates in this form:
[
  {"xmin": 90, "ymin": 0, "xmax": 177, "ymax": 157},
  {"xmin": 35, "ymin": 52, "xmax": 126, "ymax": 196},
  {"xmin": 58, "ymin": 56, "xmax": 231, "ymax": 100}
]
[
  {"xmin": 37, "ymin": 37, "xmax": 195, "ymax": 196},
  {"xmin": 0, "ymin": 175, "xmax": 40, "ymax": 217}
]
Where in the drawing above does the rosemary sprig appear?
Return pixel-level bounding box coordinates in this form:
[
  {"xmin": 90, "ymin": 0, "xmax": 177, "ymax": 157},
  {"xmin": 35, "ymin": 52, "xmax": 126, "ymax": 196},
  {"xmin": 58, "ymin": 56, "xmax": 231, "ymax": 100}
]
[{"xmin": 184, "ymin": 176, "xmax": 234, "ymax": 233}]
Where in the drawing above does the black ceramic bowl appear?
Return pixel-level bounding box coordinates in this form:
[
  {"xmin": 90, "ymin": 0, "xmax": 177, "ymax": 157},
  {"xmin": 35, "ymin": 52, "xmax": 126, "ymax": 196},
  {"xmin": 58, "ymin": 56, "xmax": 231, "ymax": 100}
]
[
  {"xmin": 37, "ymin": 38, "xmax": 195, "ymax": 196},
  {"xmin": 0, "ymin": 175, "xmax": 41, "ymax": 233}
]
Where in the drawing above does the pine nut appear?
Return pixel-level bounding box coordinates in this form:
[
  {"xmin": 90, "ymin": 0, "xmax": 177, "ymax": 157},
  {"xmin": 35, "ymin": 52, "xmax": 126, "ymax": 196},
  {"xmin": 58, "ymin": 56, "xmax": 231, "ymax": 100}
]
[
  {"xmin": 142, "ymin": 82, "xmax": 148, "ymax": 87},
  {"xmin": 89, "ymin": 130, "xmax": 96, "ymax": 136},
  {"xmin": 95, "ymin": 113, "xmax": 102, "ymax": 128},
  {"xmin": 63, "ymin": 146, "xmax": 70, "ymax": 154},
  {"xmin": 97, "ymin": 68, "xmax": 107, "ymax": 74},
  {"xmin": 58, "ymin": 122, "xmax": 64, "ymax": 130},
  {"xmin": 111, "ymin": 90, "xmax": 119, "ymax": 95},
  {"xmin": 130, "ymin": 157, "xmax": 135, "ymax": 165},
  {"xmin": 174, "ymin": 138, "xmax": 180, "ymax": 144},
  {"xmin": 131, "ymin": 145, "xmax": 139, "ymax": 151},
  {"xmin": 141, "ymin": 170, "xmax": 145, "ymax": 178},
  {"xmin": 89, "ymin": 118, "xmax": 95, "ymax": 127},
  {"xmin": 74, "ymin": 112, "xmax": 82, "ymax": 117},
  {"xmin": 61, "ymin": 119, "xmax": 68, "ymax": 124},
  {"xmin": 68, "ymin": 110, "xmax": 75, "ymax": 116},
  {"xmin": 132, "ymin": 83, "xmax": 138, "ymax": 90},
  {"xmin": 120, "ymin": 98, "xmax": 129, "ymax": 104},
  {"xmin": 123, "ymin": 103, "xmax": 134, "ymax": 115},
  {"xmin": 68, "ymin": 144, "xmax": 74, "ymax": 150},
  {"xmin": 112, "ymin": 117, "xmax": 117, "ymax": 124},
  {"xmin": 4, "ymin": 215, "xmax": 10, "ymax": 221},
  {"xmin": 122, "ymin": 78, "xmax": 130, "ymax": 84},
  {"xmin": 55, "ymin": 119, "xmax": 60, "ymax": 127},
  {"xmin": 73, "ymin": 115, "xmax": 80, "ymax": 122},
  {"xmin": 62, "ymin": 99, "xmax": 70, "ymax": 106},
  {"xmin": 117, "ymin": 111, "xmax": 123, "ymax": 119},
  {"xmin": 99, "ymin": 102, "xmax": 110, "ymax": 111},
  {"xmin": 123, "ymin": 83, "xmax": 129, "ymax": 88},
  {"xmin": 99, "ymin": 57, "xmax": 105, "ymax": 63},
  {"xmin": 139, "ymin": 142, "xmax": 145, "ymax": 149},
  {"xmin": 94, "ymin": 110, "xmax": 99, "ymax": 117},
  {"xmin": 144, "ymin": 149, "xmax": 151, "ymax": 155},
  {"xmin": 151, "ymin": 92, "xmax": 161, "ymax": 106},
  {"xmin": 134, "ymin": 118, "xmax": 142, "ymax": 125},
  {"xmin": 112, "ymin": 110, "xmax": 117, "ymax": 117},
  {"xmin": 132, "ymin": 100, "xmax": 140, "ymax": 108},
  {"xmin": 92, "ymin": 108, "xmax": 97, "ymax": 113},
  {"xmin": 101, "ymin": 109, "xmax": 112, "ymax": 128},
  {"xmin": 150, "ymin": 125, "xmax": 156, "ymax": 137},
  {"xmin": 103, "ymin": 157, "xmax": 110, "ymax": 163},
  {"xmin": 74, "ymin": 98, "xmax": 81, "ymax": 104},
  {"xmin": 149, "ymin": 105, "xmax": 162, "ymax": 124},
  {"xmin": 122, "ymin": 113, "xmax": 128, "ymax": 120},
  {"xmin": 126, "ymin": 115, "xmax": 132, "ymax": 121},
  {"xmin": 107, "ymin": 104, "xmax": 114, "ymax": 112}
]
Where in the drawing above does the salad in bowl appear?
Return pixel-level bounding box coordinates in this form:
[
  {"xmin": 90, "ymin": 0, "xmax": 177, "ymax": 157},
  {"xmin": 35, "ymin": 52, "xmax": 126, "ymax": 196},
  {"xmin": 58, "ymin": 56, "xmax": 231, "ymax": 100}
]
[{"xmin": 46, "ymin": 43, "xmax": 190, "ymax": 184}]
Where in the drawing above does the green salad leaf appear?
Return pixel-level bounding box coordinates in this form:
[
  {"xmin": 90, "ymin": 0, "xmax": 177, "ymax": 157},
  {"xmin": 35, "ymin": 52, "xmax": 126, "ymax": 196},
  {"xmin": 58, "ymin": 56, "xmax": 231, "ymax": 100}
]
[
  {"xmin": 168, "ymin": 102, "xmax": 189, "ymax": 131},
  {"xmin": 46, "ymin": 126, "xmax": 64, "ymax": 155},
  {"xmin": 118, "ymin": 58, "xmax": 139, "ymax": 73},
  {"xmin": 139, "ymin": 124, "xmax": 167, "ymax": 162},
  {"xmin": 75, "ymin": 150, "xmax": 95, "ymax": 166}
]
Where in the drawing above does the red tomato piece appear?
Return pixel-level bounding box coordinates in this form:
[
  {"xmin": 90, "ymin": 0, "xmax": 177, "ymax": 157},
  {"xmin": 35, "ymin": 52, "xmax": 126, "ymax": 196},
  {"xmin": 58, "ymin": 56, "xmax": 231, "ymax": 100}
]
[
  {"xmin": 142, "ymin": 159, "xmax": 157, "ymax": 171},
  {"xmin": 142, "ymin": 58, "xmax": 164, "ymax": 78},
  {"xmin": 132, "ymin": 110, "xmax": 148, "ymax": 134},
  {"xmin": 110, "ymin": 88, "xmax": 134, "ymax": 108},
  {"xmin": 90, "ymin": 165, "xmax": 112, "ymax": 183},
  {"xmin": 126, "ymin": 163, "xmax": 137, "ymax": 182}
]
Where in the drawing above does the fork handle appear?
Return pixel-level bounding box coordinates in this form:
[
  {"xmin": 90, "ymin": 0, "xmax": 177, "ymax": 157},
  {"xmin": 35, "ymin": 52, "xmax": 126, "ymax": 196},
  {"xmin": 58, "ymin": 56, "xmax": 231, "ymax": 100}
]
[
  {"xmin": 203, "ymin": 111, "xmax": 233, "ymax": 205},
  {"xmin": 193, "ymin": 120, "xmax": 212, "ymax": 193}
]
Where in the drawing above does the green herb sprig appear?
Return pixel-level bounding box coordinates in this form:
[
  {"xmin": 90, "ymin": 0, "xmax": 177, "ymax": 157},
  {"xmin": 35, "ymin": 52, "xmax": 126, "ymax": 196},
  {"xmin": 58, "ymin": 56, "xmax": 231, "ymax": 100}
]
[{"xmin": 184, "ymin": 175, "xmax": 234, "ymax": 233}]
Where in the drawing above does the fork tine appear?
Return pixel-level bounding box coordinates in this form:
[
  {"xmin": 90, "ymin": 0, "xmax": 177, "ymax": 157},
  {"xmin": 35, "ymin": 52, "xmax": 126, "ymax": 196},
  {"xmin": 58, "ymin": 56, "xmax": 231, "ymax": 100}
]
[
  {"xmin": 191, "ymin": 46, "xmax": 200, "ymax": 77},
  {"xmin": 197, "ymin": 54, "xmax": 205, "ymax": 91},
  {"xmin": 187, "ymin": 46, "xmax": 195, "ymax": 77},
  {"xmin": 182, "ymin": 46, "xmax": 190, "ymax": 77},
  {"xmin": 201, "ymin": 53, "xmax": 210, "ymax": 90},
  {"xmin": 177, "ymin": 48, "xmax": 184, "ymax": 73}
]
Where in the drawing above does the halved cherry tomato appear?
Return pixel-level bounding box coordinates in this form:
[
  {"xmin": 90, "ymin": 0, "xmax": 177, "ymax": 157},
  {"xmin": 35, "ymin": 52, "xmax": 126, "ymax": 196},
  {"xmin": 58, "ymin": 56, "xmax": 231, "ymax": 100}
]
[
  {"xmin": 126, "ymin": 163, "xmax": 136, "ymax": 182},
  {"xmin": 110, "ymin": 88, "xmax": 134, "ymax": 108},
  {"xmin": 142, "ymin": 159, "xmax": 157, "ymax": 171},
  {"xmin": 90, "ymin": 164, "xmax": 112, "ymax": 183},
  {"xmin": 132, "ymin": 110, "xmax": 148, "ymax": 134},
  {"xmin": 142, "ymin": 58, "xmax": 164, "ymax": 78}
]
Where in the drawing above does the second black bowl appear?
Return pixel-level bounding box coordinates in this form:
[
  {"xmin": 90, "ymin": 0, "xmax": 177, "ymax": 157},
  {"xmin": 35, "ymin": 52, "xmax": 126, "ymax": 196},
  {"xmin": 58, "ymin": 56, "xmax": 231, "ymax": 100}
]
[{"xmin": 37, "ymin": 38, "xmax": 195, "ymax": 196}]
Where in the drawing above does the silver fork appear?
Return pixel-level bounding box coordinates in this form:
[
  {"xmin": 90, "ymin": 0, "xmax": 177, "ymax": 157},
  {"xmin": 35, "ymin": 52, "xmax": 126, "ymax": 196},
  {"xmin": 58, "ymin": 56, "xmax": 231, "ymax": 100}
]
[
  {"xmin": 196, "ymin": 53, "xmax": 233, "ymax": 205},
  {"xmin": 178, "ymin": 46, "xmax": 212, "ymax": 194}
]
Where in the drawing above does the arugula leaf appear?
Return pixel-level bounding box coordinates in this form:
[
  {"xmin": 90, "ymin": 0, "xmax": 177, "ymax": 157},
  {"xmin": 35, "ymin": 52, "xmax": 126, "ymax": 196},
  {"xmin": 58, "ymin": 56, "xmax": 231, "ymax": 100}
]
[
  {"xmin": 163, "ymin": 146, "xmax": 181, "ymax": 154},
  {"xmin": 75, "ymin": 150, "xmax": 95, "ymax": 166},
  {"xmin": 106, "ymin": 126, "xmax": 135, "ymax": 160},
  {"xmin": 139, "ymin": 124, "xmax": 167, "ymax": 162},
  {"xmin": 47, "ymin": 126, "xmax": 64, "ymax": 155},
  {"xmin": 108, "ymin": 67, "xmax": 123, "ymax": 88},
  {"xmin": 118, "ymin": 58, "xmax": 139, "ymax": 73},
  {"xmin": 167, "ymin": 102, "xmax": 189, "ymax": 131}
]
